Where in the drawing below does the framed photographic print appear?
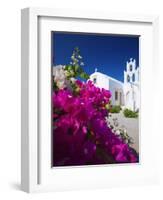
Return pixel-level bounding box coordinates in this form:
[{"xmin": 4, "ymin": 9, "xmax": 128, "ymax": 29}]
[{"xmin": 21, "ymin": 8, "xmax": 159, "ymax": 193}]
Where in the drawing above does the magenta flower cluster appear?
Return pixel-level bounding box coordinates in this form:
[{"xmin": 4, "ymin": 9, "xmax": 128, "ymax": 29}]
[{"xmin": 52, "ymin": 80, "xmax": 138, "ymax": 166}]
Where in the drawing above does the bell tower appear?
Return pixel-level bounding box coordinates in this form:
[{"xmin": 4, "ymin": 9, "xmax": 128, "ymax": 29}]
[{"xmin": 124, "ymin": 58, "xmax": 139, "ymax": 84}]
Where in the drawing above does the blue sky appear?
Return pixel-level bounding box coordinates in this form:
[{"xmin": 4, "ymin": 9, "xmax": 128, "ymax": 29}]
[{"xmin": 52, "ymin": 32, "xmax": 139, "ymax": 82}]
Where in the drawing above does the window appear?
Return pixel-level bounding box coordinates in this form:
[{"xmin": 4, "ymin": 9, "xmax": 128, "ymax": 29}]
[
  {"xmin": 119, "ymin": 92, "xmax": 122, "ymax": 105},
  {"xmin": 130, "ymin": 64, "xmax": 132, "ymax": 71},
  {"xmin": 93, "ymin": 78, "xmax": 97, "ymax": 84},
  {"xmin": 115, "ymin": 91, "xmax": 118, "ymax": 100},
  {"xmin": 127, "ymin": 75, "xmax": 130, "ymax": 82},
  {"xmin": 132, "ymin": 73, "xmax": 135, "ymax": 82}
]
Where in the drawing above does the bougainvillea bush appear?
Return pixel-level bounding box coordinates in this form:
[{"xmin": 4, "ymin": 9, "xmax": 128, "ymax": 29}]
[{"xmin": 52, "ymin": 48, "xmax": 138, "ymax": 166}]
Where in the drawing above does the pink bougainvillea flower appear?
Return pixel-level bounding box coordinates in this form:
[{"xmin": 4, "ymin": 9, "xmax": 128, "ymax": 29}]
[{"xmin": 52, "ymin": 80, "xmax": 138, "ymax": 166}]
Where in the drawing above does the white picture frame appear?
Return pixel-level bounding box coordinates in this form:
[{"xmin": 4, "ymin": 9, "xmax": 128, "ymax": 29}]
[{"xmin": 21, "ymin": 7, "xmax": 159, "ymax": 193}]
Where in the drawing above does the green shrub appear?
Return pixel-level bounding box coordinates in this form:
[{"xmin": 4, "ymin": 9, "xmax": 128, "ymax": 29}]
[
  {"xmin": 110, "ymin": 105, "xmax": 121, "ymax": 113},
  {"xmin": 123, "ymin": 108, "xmax": 138, "ymax": 118}
]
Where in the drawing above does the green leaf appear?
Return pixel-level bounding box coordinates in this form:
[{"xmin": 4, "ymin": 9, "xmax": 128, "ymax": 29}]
[{"xmin": 74, "ymin": 65, "xmax": 79, "ymax": 72}]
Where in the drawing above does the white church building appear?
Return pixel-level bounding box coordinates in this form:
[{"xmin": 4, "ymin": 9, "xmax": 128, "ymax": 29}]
[{"xmin": 90, "ymin": 58, "xmax": 140, "ymax": 111}]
